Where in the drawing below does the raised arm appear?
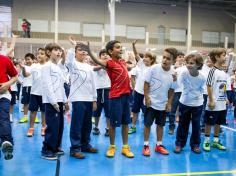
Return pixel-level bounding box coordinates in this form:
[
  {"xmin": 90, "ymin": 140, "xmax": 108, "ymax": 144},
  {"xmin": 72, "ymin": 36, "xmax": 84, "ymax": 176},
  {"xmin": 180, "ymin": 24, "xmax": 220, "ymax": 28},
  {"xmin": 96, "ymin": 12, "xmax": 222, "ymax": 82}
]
[
  {"xmin": 86, "ymin": 42, "xmax": 107, "ymax": 68},
  {"xmin": 132, "ymin": 40, "xmax": 141, "ymax": 62}
]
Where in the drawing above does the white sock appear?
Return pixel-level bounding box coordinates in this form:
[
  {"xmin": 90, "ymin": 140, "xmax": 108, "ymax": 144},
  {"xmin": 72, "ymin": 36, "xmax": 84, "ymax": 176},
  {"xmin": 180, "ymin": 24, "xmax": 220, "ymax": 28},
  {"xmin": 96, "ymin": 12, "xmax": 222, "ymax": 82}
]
[
  {"xmin": 205, "ymin": 136, "xmax": 210, "ymax": 142},
  {"xmin": 10, "ymin": 114, "xmax": 13, "ymax": 122},
  {"xmin": 157, "ymin": 141, "xmax": 162, "ymax": 146},
  {"xmin": 24, "ymin": 114, "xmax": 28, "ymax": 118},
  {"xmin": 144, "ymin": 141, "xmax": 149, "ymax": 146},
  {"xmin": 213, "ymin": 137, "xmax": 219, "ymax": 143}
]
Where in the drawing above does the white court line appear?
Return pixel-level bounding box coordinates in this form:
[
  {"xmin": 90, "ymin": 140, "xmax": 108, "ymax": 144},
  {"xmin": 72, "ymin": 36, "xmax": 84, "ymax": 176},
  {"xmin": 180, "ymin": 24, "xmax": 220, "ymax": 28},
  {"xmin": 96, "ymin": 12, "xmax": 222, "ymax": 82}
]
[{"xmin": 221, "ymin": 125, "xmax": 236, "ymax": 132}]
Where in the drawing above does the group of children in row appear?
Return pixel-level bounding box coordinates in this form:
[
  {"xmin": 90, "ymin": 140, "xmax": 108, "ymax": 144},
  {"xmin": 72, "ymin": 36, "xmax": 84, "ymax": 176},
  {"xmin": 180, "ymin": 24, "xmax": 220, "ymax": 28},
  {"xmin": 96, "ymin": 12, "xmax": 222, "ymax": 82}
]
[{"xmin": 0, "ymin": 36, "xmax": 234, "ymax": 161}]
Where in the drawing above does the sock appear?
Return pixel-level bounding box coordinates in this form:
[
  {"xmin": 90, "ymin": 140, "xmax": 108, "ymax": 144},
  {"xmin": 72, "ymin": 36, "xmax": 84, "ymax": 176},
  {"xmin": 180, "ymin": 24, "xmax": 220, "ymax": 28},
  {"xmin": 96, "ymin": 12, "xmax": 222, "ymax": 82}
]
[
  {"xmin": 213, "ymin": 137, "xmax": 219, "ymax": 143},
  {"xmin": 132, "ymin": 125, "xmax": 136, "ymax": 128},
  {"xmin": 10, "ymin": 114, "xmax": 13, "ymax": 121},
  {"xmin": 123, "ymin": 144, "xmax": 129, "ymax": 148},
  {"xmin": 157, "ymin": 141, "xmax": 162, "ymax": 146},
  {"xmin": 24, "ymin": 114, "xmax": 28, "ymax": 118},
  {"xmin": 110, "ymin": 144, "xmax": 116, "ymax": 148},
  {"xmin": 144, "ymin": 141, "xmax": 149, "ymax": 146},
  {"xmin": 205, "ymin": 136, "xmax": 210, "ymax": 142}
]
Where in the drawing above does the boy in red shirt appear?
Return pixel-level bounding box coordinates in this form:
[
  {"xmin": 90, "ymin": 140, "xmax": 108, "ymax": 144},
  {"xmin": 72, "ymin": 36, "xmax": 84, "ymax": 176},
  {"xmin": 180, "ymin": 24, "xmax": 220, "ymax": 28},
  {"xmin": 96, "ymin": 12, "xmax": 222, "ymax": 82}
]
[
  {"xmin": 86, "ymin": 40, "xmax": 134, "ymax": 158},
  {"xmin": 0, "ymin": 54, "xmax": 18, "ymax": 160}
]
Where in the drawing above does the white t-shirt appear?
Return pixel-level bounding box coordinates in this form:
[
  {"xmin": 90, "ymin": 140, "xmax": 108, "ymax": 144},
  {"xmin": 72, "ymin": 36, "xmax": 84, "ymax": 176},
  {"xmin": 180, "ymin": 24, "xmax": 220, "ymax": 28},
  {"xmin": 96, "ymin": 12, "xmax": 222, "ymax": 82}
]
[
  {"xmin": 179, "ymin": 70, "xmax": 206, "ymax": 107},
  {"xmin": 22, "ymin": 65, "xmax": 33, "ymax": 87},
  {"xmin": 206, "ymin": 67, "xmax": 227, "ymax": 111},
  {"xmin": 145, "ymin": 64, "xmax": 176, "ymax": 110},
  {"xmin": 66, "ymin": 48, "xmax": 97, "ymax": 102},
  {"xmin": 30, "ymin": 63, "xmax": 45, "ymax": 96},
  {"xmin": 41, "ymin": 61, "xmax": 67, "ymax": 104},
  {"xmin": 93, "ymin": 68, "xmax": 111, "ymax": 89},
  {"xmin": 174, "ymin": 66, "xmax": 187, "ymax": 93},
  {"xmin": 131, "ymin": 59, "xmax": 150, "ymax": 94},
  {"xmin": 200, "ymin": 64, "xmax": 211, "ymax": 95}
]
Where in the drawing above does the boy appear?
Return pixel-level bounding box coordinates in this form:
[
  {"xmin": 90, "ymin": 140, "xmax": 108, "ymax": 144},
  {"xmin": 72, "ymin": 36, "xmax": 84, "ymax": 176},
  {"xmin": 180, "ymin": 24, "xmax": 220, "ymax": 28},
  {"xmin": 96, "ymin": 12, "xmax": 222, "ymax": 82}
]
[
  {"xmin": 0, "ymin": 54, "xmax": 18, "ymax": 160},
  {"xmin": 27, "ymin": 48, "xmax": 47, "ymax": 137},
  {"xmin": 66, "ymin": 44, "xmax": 98, "ymax": 159},
  {"xmin": 41, "ymin": 43, "xmax": 69, "ymax": 160},
  {"xmin": 86, "ymin": 41, "xmax": 134, "ymax": 158},
  {"xmin": 142, "ymin": 48, "xmax": 177, "ymax": 156},
  {"xmin": 19, "ymin": 53, "xmax": 35, "ymax": 123},
  {"xmin": 203, "ymin": 48, "xmax": 227, "ymax": 152}
]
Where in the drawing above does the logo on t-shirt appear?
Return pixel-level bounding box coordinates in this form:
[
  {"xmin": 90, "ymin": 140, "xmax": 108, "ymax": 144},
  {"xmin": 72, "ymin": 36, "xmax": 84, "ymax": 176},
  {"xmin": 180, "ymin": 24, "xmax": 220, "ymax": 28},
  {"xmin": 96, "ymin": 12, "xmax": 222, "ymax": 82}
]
[{"xmin": 218, "ymin": 83, "xmax": 226, "ymax": 101}]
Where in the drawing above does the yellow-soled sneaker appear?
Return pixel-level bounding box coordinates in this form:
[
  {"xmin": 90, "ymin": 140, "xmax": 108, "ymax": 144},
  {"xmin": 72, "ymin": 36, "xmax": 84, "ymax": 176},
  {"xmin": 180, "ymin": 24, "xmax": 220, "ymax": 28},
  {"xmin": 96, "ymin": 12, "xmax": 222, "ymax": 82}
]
[
  {"xmin": 121, "ymin": 145, "xmax": 134, "ymax": 158},
  {"xmin": 106, "ymin": 145, "xmax": 116, "ymax": 158}
]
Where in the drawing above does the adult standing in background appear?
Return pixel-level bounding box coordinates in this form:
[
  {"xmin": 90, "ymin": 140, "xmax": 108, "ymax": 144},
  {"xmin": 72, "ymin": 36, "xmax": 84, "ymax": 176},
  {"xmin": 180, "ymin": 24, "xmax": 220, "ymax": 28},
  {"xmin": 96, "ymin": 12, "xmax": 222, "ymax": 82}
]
[{"xmin": 21, "ymin": 19, "xmax": 31, "ymax": 38}]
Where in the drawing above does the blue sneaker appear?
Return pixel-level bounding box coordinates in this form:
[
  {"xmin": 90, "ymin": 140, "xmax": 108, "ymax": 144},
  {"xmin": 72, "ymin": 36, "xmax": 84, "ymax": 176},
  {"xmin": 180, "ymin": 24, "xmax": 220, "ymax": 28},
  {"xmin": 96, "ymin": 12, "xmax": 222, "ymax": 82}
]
[{"xmin": 41, "ymin": 151, "xmax": 57, "ymax": 160}]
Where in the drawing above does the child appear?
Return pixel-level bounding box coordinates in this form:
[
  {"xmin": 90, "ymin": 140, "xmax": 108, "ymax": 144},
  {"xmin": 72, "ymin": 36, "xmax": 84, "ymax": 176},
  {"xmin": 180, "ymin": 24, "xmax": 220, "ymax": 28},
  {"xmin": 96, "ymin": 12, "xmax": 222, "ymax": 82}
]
[
  {"xmin": 128, "ymin": 40, "xmax": 156, "ymax": 134},
  {"xmin": 41, "ymin": 43, "xmax": 69, "ymax": 160},
  {"xmin": 9, "ymin": 60, "xmax": 20, "ymax": 123},
  {"xmin": 168, "ymin": 51, "xmax": 186, "ymax": 135},
  {"xmin": 203, "ymin": 48, "xmax": 227, "ymax": 152},
  {"xmin": 87, "ymin": 40, "xmax": 134, "ymax": 158},
  {"xmin": 174, "ymin": 54, "xmax": 205, "ymax": 154},
  {"xmin": 142, "ymin": 48, "xmax": 177, "ymax": 156},
  {"xmin": 19, "ymin": 53, "xmax": 35, "ymax": 123},
  {"xmin": 66, "ymin": 43, "xmax": 98, "ymax": 159},
  {"xmin": 92, "ymin": 49, "xmax": 111, "ymax": 136},
  {"xmin": 27, "ymin": 48, "xmax": 47, "ymax": 137},
  {"xmin": 0, "ymin": 54, "xmax": 18, "ymax": 160}
]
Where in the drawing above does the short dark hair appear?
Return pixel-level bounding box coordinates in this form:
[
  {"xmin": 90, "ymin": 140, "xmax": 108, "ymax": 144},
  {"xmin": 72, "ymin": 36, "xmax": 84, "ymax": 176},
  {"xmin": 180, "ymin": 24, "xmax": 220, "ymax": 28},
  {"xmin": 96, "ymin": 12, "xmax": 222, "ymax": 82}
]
[
  {"xmin": 105, "ymin": 40, "xmax": 121, "ymax": 56},
  {"xmin": 144, "ymin": 51, "xmax": 156, "ymax": 65},
  {"xmin": 44, "ymin": 43, "xmax": 62, "ymax": 57},
  {"xmin": 164, "ymin": 48, "xmax": 178, "ymax": 62},
  {"xmin": 99, "ymin": 49, "xmax": 107, "ymax": 57},
  {"xmin": 25, "ymin": 53, "xmax": 35, "ymax": 60},
  {"xmin": 37, "ymin": 47, "xmax": 45, "ymax": 52},
  {"xmin": 185, "ymin": 54, "xmax": 204, "ymax": 70}
]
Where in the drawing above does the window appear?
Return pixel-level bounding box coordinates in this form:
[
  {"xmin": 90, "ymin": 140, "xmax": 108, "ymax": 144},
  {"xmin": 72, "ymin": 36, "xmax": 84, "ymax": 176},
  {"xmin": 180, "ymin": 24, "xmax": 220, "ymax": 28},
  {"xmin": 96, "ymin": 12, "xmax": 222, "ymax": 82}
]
[
  {"xmin": 126, "ymin": 26, "xmax": 145, "ymax": 39},
  {"xmin": 51, "ymin": 21, "xmax": 80, "ymax": 34},
  {"xmin": 105, "ymin": 24, "xmax": 126, "ymax": 37},
  {"xmin": 83, "ymin": 23, "xmax": 103, "ymax": 37},
  {"xmin": 202, "ymin": 31, "xmax": 219, "ymax": 44},
  {"xmin": 0, "ymin": 6, "xmax": 12, "ymax": 37},
  {"xmin": 220, "ymin": 32, "xmax": 234, "ymax": 43},
  {"xmin": 170, "ymin": 28, "xmax": 186, "ymax": 42}
]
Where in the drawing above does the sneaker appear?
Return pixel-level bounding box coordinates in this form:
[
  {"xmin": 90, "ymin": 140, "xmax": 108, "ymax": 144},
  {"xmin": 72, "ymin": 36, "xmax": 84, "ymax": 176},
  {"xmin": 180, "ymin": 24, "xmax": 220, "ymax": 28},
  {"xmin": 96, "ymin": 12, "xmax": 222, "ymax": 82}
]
[
  {"xmin": 92, "ymin": 117, "xmax": 95, "ymax": 124},
  {"xmin": 155, "ymin": 145, "xmax": 169, "ymax": 155},
  {"xmin": 34, "ymin": 117, "xmax": 40, "ymax": 123},
  {"xmin": 142, "ymin": 145, "xmax": 151, "ymax": 156},
  {"xmin": 168, "ymin": 129, "xmax": 174, "ymax": 135},
  {"xmin": 121, "ymin": 145, "xmax": 134, "ymax": 158},
  {"xmin": 212, "ymin": 141, "xmax": 226, "ymax": 150},
  {"xmin": 191, "ymin": 146, "xmax": 201, "ymax": 154},
  {"xmin": 104, "ymin": 128, "xmax": 109, "ymax": 137},
  {"xmin": 27, "ymin": 128, "xmax": 34, "ymax": 137},
  {"xmin": 174, "ymin": 146, "xmax": 182, "ymax": 154},
  {"xmin": 92, "ymin": 127, "xmax": 100, "ymax": 135},
  {"xmin": 41, "ymin": 127, "xmax": 46, "ymax": 136},
  {"xmin": 19, "ymin": 117, "xmax": 28, "ymax": 123},
  {"xmin": 57, "ymin": 148, "xmax": 65, "ymax": 156},
  {"xmin": 203, "ymin": 141, "xmax": 211, "ymax": 152},
  {"xmin": 106, "ymin": 145, "xmax": 116, "ymax": 158},
  {"xmin": 1, "ymin": 141, "xmax": 13, "ymax": 160},
  {"xmin": 41, "ymin": 151, "xmax": 57, "ymax": 160},
  {"xmin": 128, "ymin": 127, "xmax": 136, "ymax": 134}
]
